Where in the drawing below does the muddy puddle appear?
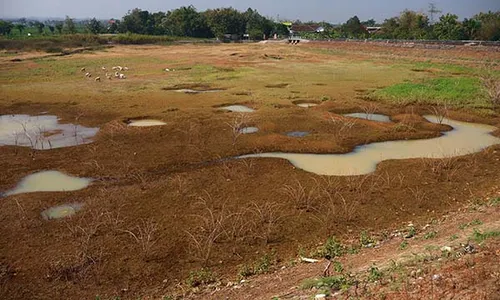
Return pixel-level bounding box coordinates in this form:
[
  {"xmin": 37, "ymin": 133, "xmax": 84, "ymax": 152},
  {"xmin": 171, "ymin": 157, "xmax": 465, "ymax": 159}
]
[
  {"xmin": 239, "ymin": 127, "xmax": 259, "ymax": 134},
  {"xmin": 127, "ymin": 119, "xmax": 166, "ymax": 127},
  {"xmin": 287, "ymin": 131, "xmax": 310, "ymax": 137},
  {"xmin": 0, "ymin": 115, "xmax": 99, "ymax": 150},
  {"xmin": 176, "ymin": 89, "xmax": 224, "ymax": 94},
  {"xmin": 343, "ymin": 113, "xmax": 391, "ymax": 123},
  {"xmin": 41, "ymin": 203, "xmax": 83, "ymax": 220},
  {"xmin": 162, "ymin": 84, "xmax": 224, "ymax": 94},
  {"xmin": 2, "ymin": 171, "xmax": 92, "ymax": 197},
  {"xmin": 238, "ymin": 116, "xmax": 500, "ymax": 176},
  {"xmin": 220, "ymin": 105, "xmax": 255, "ymax": 113},
  {"xmin": 296, "ymin": 103, "xmax": 318, "ymax": 108}
]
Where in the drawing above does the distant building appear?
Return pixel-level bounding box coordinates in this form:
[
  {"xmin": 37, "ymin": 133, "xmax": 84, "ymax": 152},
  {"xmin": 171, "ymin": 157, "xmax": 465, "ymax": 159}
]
[
  {"xmin": 290, "ymin": 24, "xmax": 325, "ymax": 35},
  {"xmin": 366, "ymin": 27, "xmax": 382, "ymax": 34}
]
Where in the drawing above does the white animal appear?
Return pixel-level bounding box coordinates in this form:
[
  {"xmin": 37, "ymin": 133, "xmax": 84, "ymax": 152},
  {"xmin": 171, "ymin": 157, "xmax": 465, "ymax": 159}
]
[
  {"xmin": 123, "ymin": 67, "xmax": 129, "ymax": 71},
  {"xmin": 85, "ymin": 72, "xmax": 91, "ymax": 78},
  {"xmin": 114, "ymin": 72, "xmax": 120, "ymax": 78},
  {"xmin": 118, "ymin": 74, "xmax": 126, "ymax": 79},
  {"xmin": 165, "ymin": 68, "xmax": 170, "ymax": 72},
  {"xmin": 80, "ymin": 67, "xmax": 86, "ymax": 72},
  {"xmin": 112, "ymin": 66, "xmax": 118, "ymax": 70},
  {"xmin": 101, "ymin": 67, "xmax": 106, "ymax": 71},
  {"xmin": 95, "ymin": 77, "xmax": 101, "ymax": 82}
]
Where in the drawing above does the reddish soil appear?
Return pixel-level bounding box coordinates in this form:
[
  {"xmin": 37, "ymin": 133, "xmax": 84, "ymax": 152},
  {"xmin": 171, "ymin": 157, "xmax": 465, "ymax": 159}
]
[
  {"xmin": 0, "ymin": 42, "xmax": 499, "ymax": 299},
  {"xmin": 191, "ymin": 199, "xmax": 500, "ymax": 299}
]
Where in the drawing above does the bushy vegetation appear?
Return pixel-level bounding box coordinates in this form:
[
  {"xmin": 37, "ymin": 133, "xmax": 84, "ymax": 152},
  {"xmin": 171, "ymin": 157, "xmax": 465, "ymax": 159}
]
[
  {"xmin": 1, "ymin": 5, "xmax": 498, "ymax": 42},
  {"xmin": 373, "ymin": 77, "xmax": 488, "ymax": 107},
  {"xmin": 186, "ymin": 268, "xmax": 217, "ymax": 287}
]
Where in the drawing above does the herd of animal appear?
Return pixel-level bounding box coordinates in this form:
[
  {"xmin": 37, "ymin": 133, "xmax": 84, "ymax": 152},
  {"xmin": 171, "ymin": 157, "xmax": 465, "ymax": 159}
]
[
  {"xmin": 80, "ymin": 66, "xmax": 176, "ymax": 82},
  {"xmin": 80, "ymin": 66, "xmax": 129, "ymax": 82}
]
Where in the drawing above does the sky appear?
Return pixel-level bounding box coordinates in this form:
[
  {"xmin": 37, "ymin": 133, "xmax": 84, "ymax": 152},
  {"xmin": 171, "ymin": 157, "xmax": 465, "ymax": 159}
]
[{"xmin": 1, "ymin": 0, "xmax": 499, "ymax": 23}]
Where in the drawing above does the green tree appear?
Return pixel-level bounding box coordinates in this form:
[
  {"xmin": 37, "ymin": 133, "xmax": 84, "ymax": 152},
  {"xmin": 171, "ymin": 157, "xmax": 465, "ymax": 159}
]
[
  {"xmin": 342, "ymin": 15, "xmax": 367, "ymax": 38},
  {"xmin": 55, "ymin": 22, "xmax": 63, "ymax": 34},
  {"xmin": 204, "ymin": 7, "xmax": 246, "ymax": 39},
  {"xmin": 376, "ymin": 17, "xmax": 399, "ymax": 39},
  {"xmin": 86, "ymin": 18, "xmax": 103, "ymax": 34},
  {"xmin": 243, "ymin": 8, "xmax": 273, "ymax": 40},
  {"xmin": 474, "ymin": 11, "xmax": 500, "ymax": 41},
  {"xmin": 162, "ymin": 6, "xmax": 211, "ymax": 37},
  {"xmin": 151, "ymin": 11, "xmax": 167, "ymax": 35},
  {"xmin": 121, "ymin": 8, "xmax": 155, "ymax": 34},
  {"xmin": 107, "ymin": 20, "xmax": 119, "ymax": 33},
  {"xmin": 376, "ymin": 11, "xmax": 429, "ymax": 39},
  {"xmin": 362, "ymin": 19, "xmax": 377, "ymax": 27},
  {"xmin": 14, "ymin": 23, "xmax": 25, "ymax": 35},
  {"xmin": 33, "ymin": 21, "xmax": 45, "ymax": 35},
  {"xmin": 433, "ymin": 13, "xmax": 465, "ymax": 40},
  {"xmin": 47, "ymin": 25, "xmax": 55, "ymax": 34},
  {"xmin": 462, "ymin": 18, "xmax": 481, "ymax": 40},
  {"xmin": 0, "ymin": 20, "xmax": 13, "ymax": 35},
  {"xmin": 397, "ymin": 10, "xmax": 430, "ymax": 39},
  {"xmin": 63, "ymin": 16, "xmax": 77, "ymax": 34}
]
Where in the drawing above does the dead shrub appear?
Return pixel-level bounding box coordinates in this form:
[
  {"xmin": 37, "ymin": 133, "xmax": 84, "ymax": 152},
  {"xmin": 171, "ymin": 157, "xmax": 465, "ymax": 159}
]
[
  {"xmin": 361, "ymin": 103, "xmax": 379, "ymax": 119},
  {"xmin": 480, "ymin": 74, "xmax": 500, "ymax": 107},
  {"xmin": 428, "ymin": 102, "xmax": 449, "ymax": 124},
  {"xmin": 249, "ymin": 202, "xmax": 287, "ymax": 244},
  {"xmin": 421, "ymin": 156, "xmax": 461, "ymax": 181},
  {"xmin": 328, "ymin": 113, "xmax": 356, "ymax": 142},
  {"xmin": 184, "ymin": 194, "xmax": 237, "ymax": 266},
  {"xmin": 281, "ymin": 179, "xmax": 321, "ymax": 210},
  {"xmin": 121, "ymin": 218, "xmax": 159, "ymax": 259},
  {"xmin": 226, "ymin": 112, "xmax": 252, "ymax": 147}
]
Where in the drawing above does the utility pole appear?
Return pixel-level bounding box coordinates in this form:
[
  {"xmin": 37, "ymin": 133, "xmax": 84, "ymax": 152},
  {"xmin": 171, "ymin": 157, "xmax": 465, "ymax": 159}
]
[{"xmin": 428, "ymin": 2, "xmax": 442, "ymax": 24}]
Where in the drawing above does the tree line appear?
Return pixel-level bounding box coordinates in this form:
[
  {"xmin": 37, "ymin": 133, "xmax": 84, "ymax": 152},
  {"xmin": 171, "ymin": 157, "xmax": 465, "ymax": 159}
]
[{"xmin": 0, "ymin": 6, "xmax": 498, "ymax": 41}]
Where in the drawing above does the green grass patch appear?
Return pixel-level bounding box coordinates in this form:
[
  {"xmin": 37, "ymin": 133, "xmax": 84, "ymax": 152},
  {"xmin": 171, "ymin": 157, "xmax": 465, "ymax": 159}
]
[
  {"xmin": 310, "ymin": 236, "xmax": 346, "ymax": 259},
  {"xmin": 238, "ymin": 251, "xmax": 277, "ymax": 278},
  {"xmin": 459, "ymin": 219, "xmax": 483, "ymax": 230},
  {"xmin": 399, "ymin": 240, "xmax": 409, "ymax": 250},
  {"xmin": 472, "ymin": 229, "xmax": 500, "ymax": 244},
  {"xmin": 373, "ymin": 77, "xmax": 489, "ymax": 107},
  {"xmin": 423, "ymin": 231, "xmax": 437, "ymax": 240},
  {"xmin": 489, "ymin": 197, "xmax": 500, "ymax": 206}
]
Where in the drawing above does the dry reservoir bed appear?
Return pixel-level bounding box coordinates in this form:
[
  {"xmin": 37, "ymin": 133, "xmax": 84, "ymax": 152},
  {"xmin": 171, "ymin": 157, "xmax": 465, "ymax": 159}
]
[{"xmin": 0, "ymin": 42, "xmax": 499, "ymax": 299}]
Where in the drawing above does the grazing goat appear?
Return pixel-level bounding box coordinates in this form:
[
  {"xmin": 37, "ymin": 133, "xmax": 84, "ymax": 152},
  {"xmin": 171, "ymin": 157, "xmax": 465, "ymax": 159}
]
[
  {"xmin": 80, "ymin": 67, "xmax": 86, "ymax": 72},
  {"xmin": 85, "ymin": 72, "xmax": 92, "ymax": 78},
  {"xmin": 95, "ymin": 77, "xmax": 101, "ymax": 82},
  {"xmin": 119, "ymin": 74, "xmax": 126, "ymax": 79},
  {"xmin": 101, "ymin": 67, "xmax": 106, "ymax": 71}
]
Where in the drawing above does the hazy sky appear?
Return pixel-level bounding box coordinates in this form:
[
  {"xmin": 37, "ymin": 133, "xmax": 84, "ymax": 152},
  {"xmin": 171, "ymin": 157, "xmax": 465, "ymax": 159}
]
[{"xmin": 1, "ymin": 0, "xmax": 499, "ymax": 22}]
